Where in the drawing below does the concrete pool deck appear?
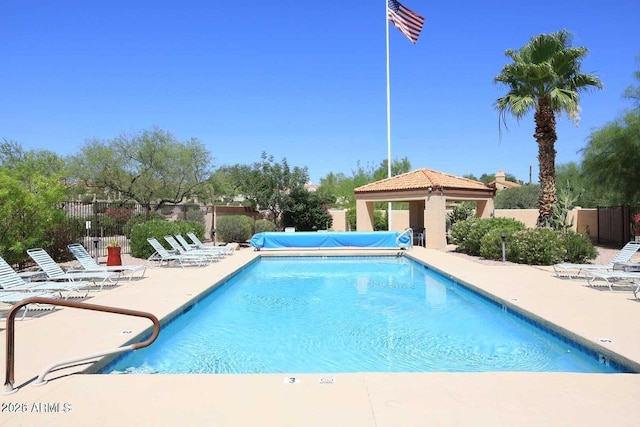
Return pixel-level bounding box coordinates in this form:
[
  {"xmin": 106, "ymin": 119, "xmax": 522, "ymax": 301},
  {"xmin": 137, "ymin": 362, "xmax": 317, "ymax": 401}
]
[{"xmin": 1, "ymin": 246, "xmax": 640, "ymax": 426}]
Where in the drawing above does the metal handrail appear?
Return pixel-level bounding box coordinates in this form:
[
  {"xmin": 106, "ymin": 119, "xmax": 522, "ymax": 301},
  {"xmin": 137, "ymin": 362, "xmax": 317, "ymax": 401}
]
[
  {"xmin": 397, "ymin": 228, "xmax": 413, "ymax": 249},
  {"xmin": 3, "ymin": 297, "xmax": 160, "ymax": 395}
]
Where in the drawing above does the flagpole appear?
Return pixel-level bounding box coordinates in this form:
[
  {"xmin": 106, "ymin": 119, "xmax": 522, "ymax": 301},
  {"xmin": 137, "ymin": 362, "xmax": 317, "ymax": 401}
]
[
  {"xmin": 385, "ymin": 0, "xmax": 393, "ymax": 231},
  {"xmin": 385, "ymin": 1, "xmax": 424, "ymax": 232}
]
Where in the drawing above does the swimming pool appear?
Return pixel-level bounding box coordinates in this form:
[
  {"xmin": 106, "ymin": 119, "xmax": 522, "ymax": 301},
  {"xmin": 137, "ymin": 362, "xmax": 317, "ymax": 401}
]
[{"xmin": 104, "ymin": 256, "xmax": 626, "ymax": 374}]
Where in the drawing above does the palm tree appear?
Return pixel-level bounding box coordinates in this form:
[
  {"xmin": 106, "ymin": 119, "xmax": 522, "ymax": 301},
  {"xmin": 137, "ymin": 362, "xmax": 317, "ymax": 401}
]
[{"xmin": 494, "ymin": 29, "xmax": 602, "ymax": 227}]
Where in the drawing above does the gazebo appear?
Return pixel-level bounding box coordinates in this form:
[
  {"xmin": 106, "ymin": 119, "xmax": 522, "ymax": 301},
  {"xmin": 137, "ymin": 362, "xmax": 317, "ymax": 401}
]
[{"xmin": 354, "ymin": 168, "xmax": 496, "ymax": 249}]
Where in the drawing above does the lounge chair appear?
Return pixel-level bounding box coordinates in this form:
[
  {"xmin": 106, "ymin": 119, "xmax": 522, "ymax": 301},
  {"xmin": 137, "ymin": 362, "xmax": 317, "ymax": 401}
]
[
  {"xmin": 146, "ymin": 238, "xmax": 211, "ymax": 268},
  {"xmin": 0, "ymin": 291, "xmax": 59, "ymax": 320},
  {"xmin": 0, "ymin": 256, "xmax": 90, "ymax": 299},
  {"xmin": 186, "ymin": 232, "xmax": 235, "ymax": 255},
  {"xmin": 26, "ymin": 248, "xmax": 120, "ymax": 291},
  {"xmin": 175, "ymin": 234, "xmax": 231, "ymax": 257},
  {"xmin": 67, "ymin": 243, "xmax": 146, "ymax": 281},
  {"xmin": 585, "ymin": 270, "xmax": 640, "ymax": 292},
  {"xmin": 164, "ymin": 235, "xmax": 221, "ymax": 261},
  {"xmin": 553, "ymin": 241, "xmax": 640, "ymax": 279}
]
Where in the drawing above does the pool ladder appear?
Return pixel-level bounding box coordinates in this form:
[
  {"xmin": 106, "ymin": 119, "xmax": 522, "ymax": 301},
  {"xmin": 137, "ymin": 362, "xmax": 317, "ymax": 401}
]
[
  {"xmin": 397, "ymin": 228, "xmax": 414, "ymax": 249},
  {"xmin": 3, "ymin": 296, "xmax": 160, "ymax": 395}
]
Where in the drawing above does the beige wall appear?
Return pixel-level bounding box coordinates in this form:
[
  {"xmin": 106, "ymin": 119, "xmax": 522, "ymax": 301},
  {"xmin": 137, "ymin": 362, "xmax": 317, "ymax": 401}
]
[
  {"xmin": 335, "ymin": 206, "xmax": 598, "ymax": 242},
  {"xmin": 391, "ymin": 210, "xmax": 410, "ymax": 232},
  {"xmin": 328, "ymin": 209, "xmax": 348, "ymax": 231},
  {"xmin": 494, "ymin": 208, "xmax": 597, "ymax": 239},
  {"xmin": 494, "ymin": 209, "xmax": 538, "ymax": 228},
  {"xmin": 569, "ymin": 208, "xmax": 598, "ymax": 239}
]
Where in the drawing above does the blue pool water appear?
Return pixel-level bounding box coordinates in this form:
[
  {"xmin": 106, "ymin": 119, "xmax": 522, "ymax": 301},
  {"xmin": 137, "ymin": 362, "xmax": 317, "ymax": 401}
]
[{"xmin": 104, "ymin": 256, "xmax": 624, "ymax": 374}]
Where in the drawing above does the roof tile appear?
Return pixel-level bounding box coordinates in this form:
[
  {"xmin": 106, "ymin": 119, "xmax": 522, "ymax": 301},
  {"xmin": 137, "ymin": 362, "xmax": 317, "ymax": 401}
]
[{"xmin": 354, "ymin": 168, "xmax": 492, "ymax": 193}]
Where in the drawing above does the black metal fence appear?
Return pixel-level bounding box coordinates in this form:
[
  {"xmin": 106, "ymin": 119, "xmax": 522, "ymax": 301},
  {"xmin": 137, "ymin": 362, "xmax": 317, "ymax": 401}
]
[{"xmin": 64, "ymin": 201, "xmax": 209, "ymax": 257}]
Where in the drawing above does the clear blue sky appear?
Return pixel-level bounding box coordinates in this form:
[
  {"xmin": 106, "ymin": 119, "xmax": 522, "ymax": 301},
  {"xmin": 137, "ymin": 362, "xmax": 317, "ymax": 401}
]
[{"xmin": 2, "ymin": 0, "xmax": 638, "ymax": 184}]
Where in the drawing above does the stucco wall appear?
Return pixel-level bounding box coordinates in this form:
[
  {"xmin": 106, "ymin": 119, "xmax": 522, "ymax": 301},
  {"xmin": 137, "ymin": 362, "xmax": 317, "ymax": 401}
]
[
  {"xmin": 328, "ymin": 209, "xmax": 348, "ymax": 231},
  {"xmin": 332, "ymin": 207, "xmax": 598, "ymax": 240},
  {"xmin": 494, "ymin": 208, "xmax": 597, "ymax": 239},
  {"xmin": 494, "ymin": 209, "xmax": 538, "ymax": 228}
]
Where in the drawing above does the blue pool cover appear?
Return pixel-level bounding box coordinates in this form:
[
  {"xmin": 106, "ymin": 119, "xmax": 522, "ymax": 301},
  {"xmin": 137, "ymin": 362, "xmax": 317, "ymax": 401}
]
[{"xmin": 250, "ymin": 231, "xmax": 411, "ymax": 250}]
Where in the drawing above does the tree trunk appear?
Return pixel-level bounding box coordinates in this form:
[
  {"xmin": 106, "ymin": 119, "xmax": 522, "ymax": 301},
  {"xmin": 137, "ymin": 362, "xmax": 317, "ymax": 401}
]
[{"xmin": 534, "ymin": 97, "xmax": 558, "ymax": 227}]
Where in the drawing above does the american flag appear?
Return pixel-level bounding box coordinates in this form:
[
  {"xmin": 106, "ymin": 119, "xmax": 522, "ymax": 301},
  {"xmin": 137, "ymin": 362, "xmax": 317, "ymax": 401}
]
[{"xmin": 387, "ymin": 0, "xmax": 425, "ymax": 44}]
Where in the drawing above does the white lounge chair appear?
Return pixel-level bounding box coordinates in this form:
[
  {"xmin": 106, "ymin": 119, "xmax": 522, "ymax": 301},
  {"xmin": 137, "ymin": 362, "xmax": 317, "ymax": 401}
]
[
  {"xmin": 585, "ymin": 270, "xmax": 640, "ymax": 292},
  {"xmin": 186, "ymin": 232, "xmax": 234, "ymax": 255},
  {"xmin": 67, "ymin": 243, "xmax": 146, "ymax": 281},
  {"xmin": 553, "ymin": 241, "xmax": 640, "ymax": 279},
  {"xmin": 0, "ymin": 256, "xmax": 90, "ymax": 299},
  {"xmin": 26, "ymin": 248, "xmax": 120, "ymax": 291},
  {"xmin": 176, "ymin": 234, "xmax": 233, "ymax": 257},
  {"xmin": 164, "ymin": 235, "xmax": 221, "ymax": 261},
  {"xmin": 0, "ymin": 291, "xmax": 59, "ymax": 320},
  {"xmin": 146, "ymin": 238, "xmax": 211, "ymax": 268}
]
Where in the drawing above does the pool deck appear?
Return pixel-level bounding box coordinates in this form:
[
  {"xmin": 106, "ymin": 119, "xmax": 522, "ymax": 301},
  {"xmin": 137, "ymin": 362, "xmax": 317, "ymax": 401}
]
[{"xmin": 2, "ymin": 246, "xmax": 640, "ymax": 426}]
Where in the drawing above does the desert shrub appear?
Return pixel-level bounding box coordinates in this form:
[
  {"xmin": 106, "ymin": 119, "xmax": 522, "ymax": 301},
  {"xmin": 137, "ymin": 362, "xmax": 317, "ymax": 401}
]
[
  {"xmin": 172, "ymin": 220, "xmax": 205, "ymax": 241},
  {"xmin": 184, "ymin": 207, "xmax": 205, "ymax": 224},
  {"xmin": 254, "ymin": 219, "xmax": 276, "ymax": 233},
  {"xmin": 373, "ymin": 210, "xmax": 388, "ymax": 231},
  {"xmin": 216, "ymin": 215, "xmax": 254, "ymax": 243},
  {"xmin": 103, "ymin": 206, "xmax": 135, "ymax": 226},
  {"xmin": 124, "ymin": 211, "xmax": 165, "ymax": 238},
  {"xmin": 43, "ymin": 217, "xmax": 85, "ymax": 263},
  {"xmin": 346, "ymin": 208, "xmax": 387, "ymax": 232},
  {"xmin": 129, "ymin": 220, "xmax": 205, "ymax": 258},
  {"xmin": 160, "ymin": 205, "xmax": 176, "ymax": 216},
  {"xmin": 508, "ymin": 228, "xmax": 565, "ymax": 265},
  {"xmin": 446, "ymin": 203, "xmax": 475, "ymax": 231},
  {"xmin": 479, "ymin": 221, "xmax": 527, "ymax": 260},
  {"xmin": 451, "ymin": 217, "xmax": 525, "ymax": 256},
  {"xmin": 130, "ymin": 220, "xmax": 175, "ymax": 259},
  {"xmin": 95, "ymin": 213, "xmax": 118, "ymax": 232},
  {"xmin": 346, "ymin": 208, "xmax": 356, "ymax": 231},
  {"xmin": 449, "ymin": 217, "xmax": 480, "ymax": 252},
  {"xmin": 562, "ymin": 231, "xmax": 597, "ymax": 263}
]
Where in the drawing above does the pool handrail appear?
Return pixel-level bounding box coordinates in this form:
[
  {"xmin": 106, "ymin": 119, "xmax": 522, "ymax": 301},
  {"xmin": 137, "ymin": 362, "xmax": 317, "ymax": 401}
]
[
  {"xmin": 397, "ymin": 228, "xmax": 413, "ymax": 249},
  {"xmin": 3, "ymin": 296, "xmax": 160, "ymax": 395}
]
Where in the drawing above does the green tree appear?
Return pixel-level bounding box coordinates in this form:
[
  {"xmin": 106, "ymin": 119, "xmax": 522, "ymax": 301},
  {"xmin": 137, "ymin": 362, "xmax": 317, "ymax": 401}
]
[
  {"xmin": 623, "ymin": 55, "xmax": 640, "ymax": 106},
  {"xmin": 371, "ymin": 157, "xmax": 412, "ymax": 181},
  {"xmin": 465, "ymin": 172, "xmax": 522, "ymax": 185},
  {"xmin": 316, "ymin": 172, "xmax": 350, "ymax": 207},
  {"xmin": 494, "ymin": 29, "xmax": 603, "ymax": 226},
  {"xmin": 282, "ymin": 188, "xmax": 334, "ymax": 231},
  {"xmin": 223, "ymin": 152, "xmax": 309, "ymax": 229},
  {"xmin": 554, "ymin": 162, "xmax": 604, "ymax": 208},
  {"xmin": 0, "ymin": 139, "xmax": 67, "ymax": 179},
  {"xmin": 346, "ymin": 208, "xmax": 387, "ymax": 231},
  {"xmin": 581, "ymin": 111, "xmax": 640, "ymax": 205},
  {"xmin": 318, "ymin": 157, "xmax": 410, "ymax": 209},
  {"xmin": 69, "ymin": 127, "xmax": 213, "ymax": 211},
  {"xmin": 494, "ymin": 185, "xmax": 540, "ymax": 209},
  {"xmin": 478, "ymin": 173, "xmax": 494, "ymax": 184},
  {"xmin": 581, "ymin": 62, "xmax": 640, "ymax": 205},
  {"xmin": 202, "ymin": 168, "xmax": 240, "ymax": 205},
  {"xmin": 0, "ymin": 144, "xmax": 68, "ymax": 266}
]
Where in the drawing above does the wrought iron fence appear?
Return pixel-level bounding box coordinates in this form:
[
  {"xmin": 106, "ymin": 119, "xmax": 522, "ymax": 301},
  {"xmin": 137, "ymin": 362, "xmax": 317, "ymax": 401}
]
[{"xmin": 63, "ymin": 201, "xmax": 209, "ymax": 257}]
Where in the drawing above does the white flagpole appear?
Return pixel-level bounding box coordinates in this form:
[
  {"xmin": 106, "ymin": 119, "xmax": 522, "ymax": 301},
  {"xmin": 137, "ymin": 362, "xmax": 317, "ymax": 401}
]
[{"xmin": 385, "ymin": 1, "xmax": 393, "ymax": 231}]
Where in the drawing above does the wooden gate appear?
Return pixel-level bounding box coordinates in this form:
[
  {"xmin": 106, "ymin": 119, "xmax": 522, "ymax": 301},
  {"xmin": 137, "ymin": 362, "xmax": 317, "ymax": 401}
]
[{"xmin": 596, "ymin": 206, "xmax": 637, "ymax": 246}]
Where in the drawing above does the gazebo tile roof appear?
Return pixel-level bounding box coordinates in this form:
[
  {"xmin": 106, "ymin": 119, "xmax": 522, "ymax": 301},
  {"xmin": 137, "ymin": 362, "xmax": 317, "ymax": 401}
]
[{"xmin": 354, "ymin": 168, "xmax": 492, "ymax": 193}]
